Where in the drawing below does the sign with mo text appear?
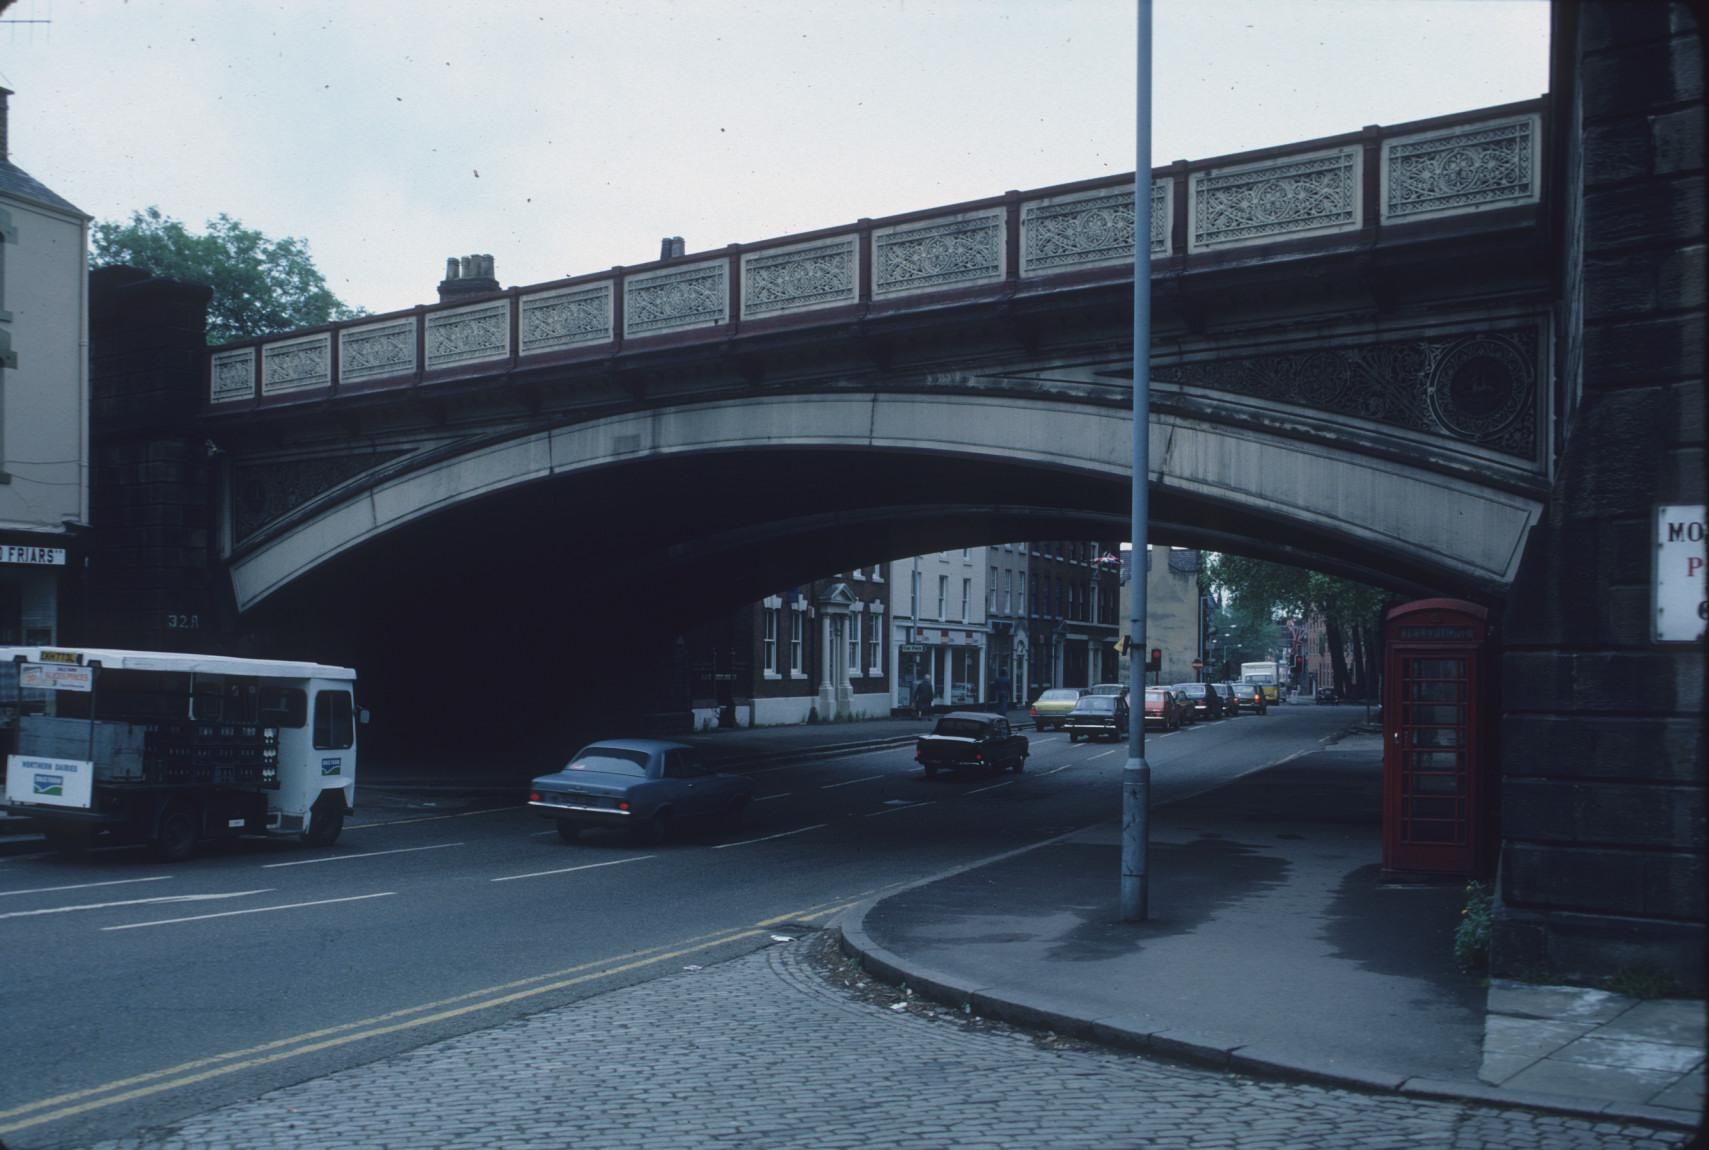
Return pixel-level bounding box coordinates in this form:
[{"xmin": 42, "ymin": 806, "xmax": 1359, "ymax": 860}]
[{"xmin": 1654, "ymin": 505, "xmax": 1706, "ymax": 642}]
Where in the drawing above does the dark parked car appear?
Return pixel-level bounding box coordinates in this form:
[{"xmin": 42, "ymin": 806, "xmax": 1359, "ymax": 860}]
[
  {"xmin": 1244, "ymin": 684, "xmax": 1269, "ymax": 715},
  {"xmin": 529, "ymin": 739, "xmax": 754, "ymax": 843},
  {"xmin": 1142, "ymin": 687, "xmax": 1180, "ymax": 731},
  {"xmin": 1315, "ymin": 686, "xmax": 1339, "ymax": 705},
  {"xmin": 1172, "ymin": 682, "xmax": 1224, "ymax": 720},
  {"xmin": 916, "ymin": 712, "xmax": 1029, "ymax": 778},
  {"xmin": 1065, "ymin": 694, "xmax": 1129, "ymax": 742},
  {"xmin": 1171, "ymin": 686, "xmax": 1197, "ymax": 724},
  {"xmin": 1212, "ymin": 682, "xmax": 1242, "ymax": 716}
]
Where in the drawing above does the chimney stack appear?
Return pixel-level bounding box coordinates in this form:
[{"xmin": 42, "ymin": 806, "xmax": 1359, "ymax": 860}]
[
  {"xmin": 658, "ymin": 236, "xmax": 685, "ymax": 260},
  {"xmin": 436, "ymin": 253, "xmax": 500, "ymax": 302}
]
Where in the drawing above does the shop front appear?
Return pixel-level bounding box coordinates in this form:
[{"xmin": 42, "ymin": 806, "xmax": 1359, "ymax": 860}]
[{"xmin": 893, "ymin": 623, "xmax": 987, "ymax": 710}]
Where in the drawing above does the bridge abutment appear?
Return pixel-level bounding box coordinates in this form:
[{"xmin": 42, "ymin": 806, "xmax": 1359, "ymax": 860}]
[{"xmin": 1490, "ymin": 0, "xmax": 1705, "ymax": 990}]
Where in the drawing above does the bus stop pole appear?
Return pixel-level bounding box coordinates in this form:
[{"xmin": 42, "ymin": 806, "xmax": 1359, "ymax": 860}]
[{"xmin": 1121, "ymin": 0, "xmax": 1154, "ymax": 923}]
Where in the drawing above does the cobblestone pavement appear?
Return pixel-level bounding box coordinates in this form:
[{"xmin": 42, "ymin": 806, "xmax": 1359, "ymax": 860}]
[{"xmin": 88, "ymin": 931, "xmax": 1692, "ymax": 1150}]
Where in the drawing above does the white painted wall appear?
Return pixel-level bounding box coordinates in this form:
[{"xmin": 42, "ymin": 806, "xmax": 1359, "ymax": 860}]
[{"xmin": 0, "ymin": 194, "xmax": 88, "ymax": 532}]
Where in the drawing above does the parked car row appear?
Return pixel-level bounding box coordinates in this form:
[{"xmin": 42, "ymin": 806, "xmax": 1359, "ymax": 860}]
[{"xmin": 1032, "ymin": 679, "xmax": 1270, "ymax": 739}]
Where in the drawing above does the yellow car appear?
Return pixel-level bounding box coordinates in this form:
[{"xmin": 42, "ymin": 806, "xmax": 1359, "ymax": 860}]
[{"xmin": 1028, "ymin": 687, "xmax": 1087, "ymax": 731}]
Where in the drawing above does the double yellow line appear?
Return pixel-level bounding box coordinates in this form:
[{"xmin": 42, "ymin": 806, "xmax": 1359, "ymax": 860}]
[{"xmin": 0, "ymin": 900, "xmax": 855, "ymax": 1137}]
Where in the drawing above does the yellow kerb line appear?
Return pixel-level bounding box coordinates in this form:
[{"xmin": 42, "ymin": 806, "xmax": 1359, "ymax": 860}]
[{"xmin": 0, "ymin": 891, "xmax": 883, "ymax": 1135}]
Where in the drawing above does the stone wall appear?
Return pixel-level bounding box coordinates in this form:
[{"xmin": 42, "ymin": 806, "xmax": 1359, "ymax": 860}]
[{"xmin": 1493, "ymin": 1, "xmax": 1705, "ymax": 988}]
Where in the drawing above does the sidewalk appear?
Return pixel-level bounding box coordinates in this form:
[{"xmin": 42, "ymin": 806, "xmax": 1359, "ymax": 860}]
[{"xmin": 839, "ymin": 734, "xmax": 1704, "ymax": 1132}]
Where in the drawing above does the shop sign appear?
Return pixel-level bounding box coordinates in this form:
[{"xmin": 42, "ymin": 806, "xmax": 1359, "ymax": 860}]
[
  {"xmin": 900, "ymin": 644, "xmax": 925, "ymax": 654},
  {"xmin": 0, "ymin": 544, "xmax": 65, "ymax": 566}
]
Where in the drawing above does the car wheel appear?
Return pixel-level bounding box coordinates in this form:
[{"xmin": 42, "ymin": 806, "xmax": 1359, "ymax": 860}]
[
  {"xmin": 153, "ymin": 802, "xmax": 199, "ymax": 863},
  {"xmin": 302, "ymin": 794, "xmax": 345, "ymax": 847},
  {"xmin": 1068, "ymin": 732, "xmax": 1079, "ymax": 743},
  {"xmin": 632, "ymin": 808, "xmax": 672, "ymax": 845},
  {"xmin": 1012, "ymin": 754, "xmax": 1026, "ymax": 774},
  {"xmin": 556, "ymin": 819, "xmax": 581, "ymax": 843}
]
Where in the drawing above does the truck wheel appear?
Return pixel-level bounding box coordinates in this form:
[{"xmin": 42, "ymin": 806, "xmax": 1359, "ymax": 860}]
[
  {"xmin": 302, "ymin": 795, "xmax": 345, "ymax": 847},
  {"xmin": 153, "ymin": 802, "xmax": 200, "ymax": 862}
]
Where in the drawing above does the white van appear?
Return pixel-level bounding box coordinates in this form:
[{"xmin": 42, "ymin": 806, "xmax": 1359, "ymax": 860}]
[{"xmin": 0, "ymin": 647, "xmax": 360, "ymax": 860}]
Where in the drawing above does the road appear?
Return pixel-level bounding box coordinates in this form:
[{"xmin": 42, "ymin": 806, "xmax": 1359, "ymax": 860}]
[{"xmin": 1, "ymin": 705, "xmax": 1347, "ymax": 1150}]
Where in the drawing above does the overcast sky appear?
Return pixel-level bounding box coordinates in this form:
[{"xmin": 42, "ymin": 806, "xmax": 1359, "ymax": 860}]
[{"xmin": 2, "ymin": 0, "xmax": 1549, "ymax": 317}]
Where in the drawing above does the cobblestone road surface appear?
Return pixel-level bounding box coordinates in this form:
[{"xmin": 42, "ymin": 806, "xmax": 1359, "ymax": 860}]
[{"xmin": 88, "ymin": 931, "xmax": 1691, "ymax": 1150}]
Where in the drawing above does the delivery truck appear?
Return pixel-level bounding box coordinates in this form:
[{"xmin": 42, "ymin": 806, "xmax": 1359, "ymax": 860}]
[{"xmin": 0, "ymin": 646, "xmax": 361, "ymax": 860}]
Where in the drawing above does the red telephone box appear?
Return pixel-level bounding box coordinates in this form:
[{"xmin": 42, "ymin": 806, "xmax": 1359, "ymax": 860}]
[{"xmin": 1382, "ymin": 599, "xmax": 1495, "ymax": 878}]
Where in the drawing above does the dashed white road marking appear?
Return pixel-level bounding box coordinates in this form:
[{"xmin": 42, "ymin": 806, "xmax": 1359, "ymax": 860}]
[
  {"xmin": 712, "ymin": 824, "xmax": 829, "ymax": 849},
  {"xmin": 262, "ymin": 842, "xmax": 464, "ymax": 869},
  {"xmin": 102, "ymin": 892, "xmax": 395, "ymax": 931},
  {"xmin": 964, "ymin": 780, "xmax": 1015, "ymax": 795},
  {"xmin": 754, "ymin": 793, "xmax": 792, "ymax": 802},
  {"xmin": 820, "ymin": 774, "xmax": 885, "ymax": 790},
  {"xmin": 491, "ymin": 855, "xmax": 656, "ymax": 883},
  {"xmin": 3, "ymin": 890, "xmax": 272, "ymax": 921},
  {"xmin": 1087, "ymin": 749, "xmax": 1120, "ymax": 761},
  {"xmin": 864, "ymin": 801, "xmax": 933, "ymax": 818},
  {"xmin": 1, "ymin": 875, "xmax": 172, "ymax": 898}
]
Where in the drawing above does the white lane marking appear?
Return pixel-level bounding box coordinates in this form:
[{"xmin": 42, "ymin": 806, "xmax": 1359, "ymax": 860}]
[
  {"xmin": 102, "ymin": 892, "xmax": 395, "ymax": 932},
  {"xmin": 1, "ymin": 875, "xmax": 173, "ymax": 898},
  {"xmin": 1087, "ymin": 749, "xmax": 1120, "ymax": 761},
  {"xmin": 1037, "ymin": 765, "xmax": 1071, "ymax": 777},
  {"xmin": 490, "ymin": 855, "xmax": 656, "ymax": 883},
  {"xmin": 820, "ymin": 775, "xmax": 885, "ymax": 790},
  {"xmin": 347, "ymin": 807, "xmax": 516, "ymax": 830},
  {"xmin": 1274, "ymin": 749, "xmax": 1309, "ymax": 766},
  {"xmin": 1, "ymin": 890, "xmax": 272, "ymax": 921},
  {"xmin": 754, "ymin": 793, "xmax": 792, "ymax": 802},
  {"xmin": 964, "ymin": 780, "xmax": 1015, "ymax": 795},
  {"xmin": 865, "ymin": 801, "xmax": 933, "ymax": 818},
  {"xmin": 261, "ymin": 842, "xmax": 465, "ymax": 869},
  {"xmin": 712, "ymin": 823, "xmax": 829, "ymax": 849}
]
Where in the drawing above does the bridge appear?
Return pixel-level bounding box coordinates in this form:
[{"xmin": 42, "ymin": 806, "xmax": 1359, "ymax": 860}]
[
  {"xmin": 195, "ymin": 100, "xmax": 1551, "ymax": 624},
  {"xmin": 83, "ymin": 3, "xmax": 1703, "ymax": 999}
]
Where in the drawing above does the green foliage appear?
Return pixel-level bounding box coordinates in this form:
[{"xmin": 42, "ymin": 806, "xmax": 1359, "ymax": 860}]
[
  {"xmin": 91, "ymin": 206, "xmax": 362, "ymax": 345},
  {"xmin": 1454, "ymin": 880, "xmax": 1492, "ymax": 972},
  {"xmin": 1606, "ymin": 968, "xmax": 1681, "ymax": 1000},
  {"xmin": 1205, "ymin": 553, "xmax": 1385, "ymax": 635}
]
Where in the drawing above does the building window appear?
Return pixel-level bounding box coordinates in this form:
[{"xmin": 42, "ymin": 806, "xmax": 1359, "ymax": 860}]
[
  {"xmin": 937, "ymin": 575, "xmax": 948, "ymax": 619},
  {"xmin": 763, "ymin": 607, "xmax": 779, "ymax": 675},
  {"xmin": 790, "ymin": 609, "xmax": 804, "ymax": 676},
  {"xmin": 1004, "ymin": 570, "xmax": 1013, "ymax": 615},
  {"xmin": 848, "ymin": 613, "xmax": 862, "ymax": 675},
  {"xmin": 870, "ymin": 563, "xmax": 884, "ymax": 583},
  {"xmin": 961, "ymin": 578, "xmax": 971, "ymax": 622},
  {"xmin": 989, "ymin": 567, "xmax": 998, "ymax": 613},
  {"xmin": 866, "ymin": 608, "xmax": 881, "ymax": 673},
  {"xmin": 851, "ymin": 567, "xmax": 864, "ymax": 580}
]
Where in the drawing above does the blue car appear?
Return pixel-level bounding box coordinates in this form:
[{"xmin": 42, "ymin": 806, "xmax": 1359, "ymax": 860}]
[{"xmin": 528, "ymin": 739, "xmax": 754, "ymax": 844}]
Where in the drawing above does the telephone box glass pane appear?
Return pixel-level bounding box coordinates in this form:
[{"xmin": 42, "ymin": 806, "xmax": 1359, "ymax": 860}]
[
  {"xmin": 1407, "ymin": 704, "xmax": 1465, "ymax": 726},
  {"xmin": 1407, "ymin": 680, "xmax": 1465, "ymax": 701},
  {"xmin": 1410, "ymin": 727, "xmax": 1463, "ymax": 748}
]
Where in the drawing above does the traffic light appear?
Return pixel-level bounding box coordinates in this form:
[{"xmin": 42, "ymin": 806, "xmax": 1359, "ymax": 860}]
[{"xmin": 1146, "ymin": 648, "xmax": 1162, "ymax": 672}]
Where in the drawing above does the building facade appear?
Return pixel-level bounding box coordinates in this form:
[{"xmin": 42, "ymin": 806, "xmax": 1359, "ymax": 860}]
[
  {"xmin": 1117, "ymin": 546, "xmax": 1205, "ymax": 689},
  {"xmin": 889, "ymin": 549, "xmax": 988, "ymax": 712},
  {"xmin": 0, "ymin": 89, "xmax": 90, "ymax": 648}
]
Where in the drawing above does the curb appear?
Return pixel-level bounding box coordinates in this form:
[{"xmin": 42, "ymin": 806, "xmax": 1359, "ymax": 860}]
[{"xmin": 834, "ymin": 863, "xmax": 1700, "ymax": 1134}]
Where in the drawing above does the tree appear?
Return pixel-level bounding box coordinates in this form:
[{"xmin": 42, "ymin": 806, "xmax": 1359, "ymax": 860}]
[
  {"xmin": 1205, "ymin": 554, "xmax": 1392, "ymax": 698},
  {"xmin": 91, "ymin": 207, "xmax": 362, "ymax": 345}
]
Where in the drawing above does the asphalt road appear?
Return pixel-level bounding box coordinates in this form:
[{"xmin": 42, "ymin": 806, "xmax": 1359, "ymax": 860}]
[{"xmin": 0, "ymin": 705, "xmax": 1352, "ymax": 1150}]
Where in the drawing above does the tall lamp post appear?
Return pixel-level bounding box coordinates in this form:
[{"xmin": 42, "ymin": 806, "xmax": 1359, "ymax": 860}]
[{"xmin": 1121, "ymin": 0, "xmax": 1154, "ymax": 923}]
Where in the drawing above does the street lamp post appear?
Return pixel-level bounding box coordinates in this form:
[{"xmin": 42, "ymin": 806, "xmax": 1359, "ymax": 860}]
[{"xmin": 1121, "ymin": 0, "xmax": 1154, "ymax": 923}]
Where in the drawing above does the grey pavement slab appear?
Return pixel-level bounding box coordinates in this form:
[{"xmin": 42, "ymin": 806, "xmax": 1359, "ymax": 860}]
[
  {"xmin": 1500, "ymin": 1058, "xmax": 1684, "ymax": 1105},
  {"xmin": 1488, "ymin": 981, "xmax": 1630, "ymax": 1025},
  {"xmin": 80, "ymin": 932, "xmax": 1692, "ymax": 1150},
  {"xmin": 855, "ymin": 751, "xmax": 1489, "ymax": 1090},
  {"xmin": 1597, "ymin": 999, "xmax": 1709, "ymax": 1047}
]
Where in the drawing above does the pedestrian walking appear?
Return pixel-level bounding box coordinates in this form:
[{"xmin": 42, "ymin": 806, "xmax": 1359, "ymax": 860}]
[
  {"xmin": 912, "ymin": 676, "xmax": 935, "ymax": 720},
  {"xmin": 994, "ymin": 670, "xmax": 1012, "ymax": 714}
]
